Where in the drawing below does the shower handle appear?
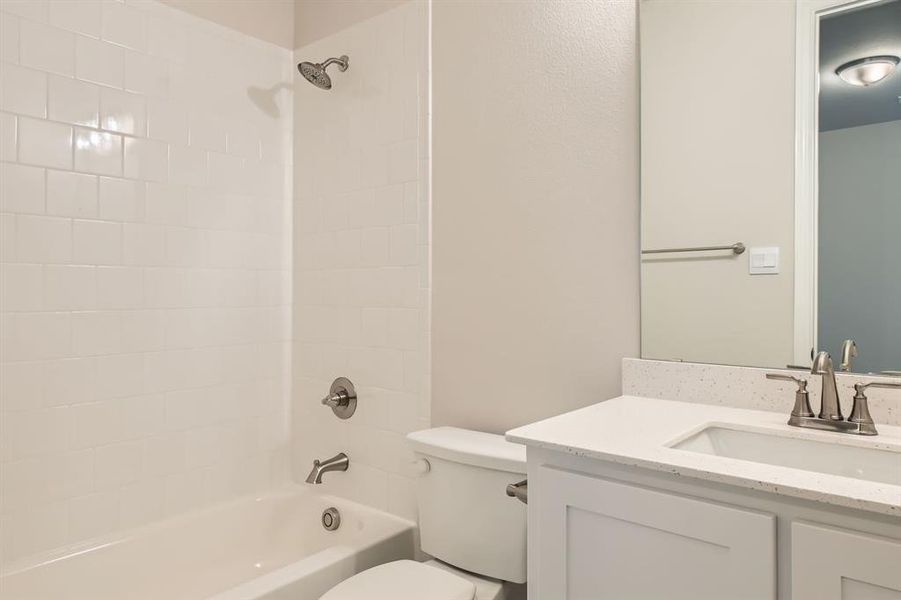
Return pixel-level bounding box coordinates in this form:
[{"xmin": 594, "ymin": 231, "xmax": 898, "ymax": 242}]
[
  {"xmin": 321, "ymin": 390, "xmax": 350, "ymax": 408},
  {"xmin": 321, "ymin": 377, "xmax": 357, "ymax": 419}
]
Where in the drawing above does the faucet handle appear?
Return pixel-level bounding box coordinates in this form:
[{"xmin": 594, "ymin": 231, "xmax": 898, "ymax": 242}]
[
  {"xmin": 766, "ymin": 373, "xmax": 806, "ymax": 385},
  {"xmin": 854, "ymin": 380, "xmax": 901, "ymax": 393},
  {"xmin": 766, "ymin": 373, "xmax": 814, "ymax": 419},
  {"xmin": 846, "ymin": 381, "xmax": 900, "ymax": 436}
]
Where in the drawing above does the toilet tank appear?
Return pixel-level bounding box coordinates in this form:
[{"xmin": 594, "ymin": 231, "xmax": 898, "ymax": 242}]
[{"xmin": 407, "ymin": 427, "xmax": 527, "ymax": 584}]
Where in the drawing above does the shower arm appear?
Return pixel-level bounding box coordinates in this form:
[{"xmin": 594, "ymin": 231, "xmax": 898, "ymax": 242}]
[{"xmin": 320, "ymin": 56, "xmax": 349, "ymax": 72}]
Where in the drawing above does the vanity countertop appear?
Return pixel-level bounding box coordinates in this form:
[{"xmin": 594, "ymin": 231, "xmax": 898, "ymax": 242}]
[{"xmin": 506, "ymin": 396, "xmax": 901, "ymax": 517}]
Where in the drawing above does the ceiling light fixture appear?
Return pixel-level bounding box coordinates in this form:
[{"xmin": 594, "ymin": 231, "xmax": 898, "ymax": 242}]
[{"xmin": 835, "ymin": 55, "xmax": 900, "ymax": 87}]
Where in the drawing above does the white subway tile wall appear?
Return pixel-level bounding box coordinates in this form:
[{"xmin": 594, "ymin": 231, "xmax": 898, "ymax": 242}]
[
  {"xmin": 292, "ymin": 1, "xmax": 430, "ymax": 522},
  {"xmin": 0, "ymin": 0, "xmax": 293, "ymax": 567}
]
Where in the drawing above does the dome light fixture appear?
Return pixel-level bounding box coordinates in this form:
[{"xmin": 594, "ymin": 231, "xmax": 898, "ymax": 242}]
[{"xmin": 835, "ymin": 55, "xmax": 900, "ymax": 87}]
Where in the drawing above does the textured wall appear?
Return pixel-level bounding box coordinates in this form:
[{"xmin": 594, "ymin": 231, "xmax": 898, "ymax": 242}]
[
  {"xmin": 294, "ymin": 0, "xmax": 407, "ymax": 48},
  {"xmin": 291, "ymin": 1, "xmax": 429, "ymax": 520},
  {"xmin": 431, "ymin": 0, "xmax": 640, "ymax": 433},
  {"xmin": 0, "ymin": 0, "xmax": 293, "ymax": 567},
  {"xmin": 161, "ymin": 0, "xmax": 294, "ymax": 49}
]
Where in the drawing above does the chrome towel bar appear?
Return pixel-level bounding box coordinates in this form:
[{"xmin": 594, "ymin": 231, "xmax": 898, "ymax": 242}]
[{"xmin": 641, "ymin": 242, "xmax": 746, "ymax": 255}]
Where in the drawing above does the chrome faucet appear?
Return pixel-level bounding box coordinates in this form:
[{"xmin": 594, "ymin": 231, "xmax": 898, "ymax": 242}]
[
  {"xmin": 811, "ymin": 351, "xmax": 843, "ymax": 421},
  {"xmin": 305, "ymin": 453, "xmax": 349, "ymax": 484},
  {"xmin": 767, "ymin": 351, "xmax": 901, "ymax": 436},
  {"xmin": 840, "ymin": 339, "xmax": 858, "ymax": 372}
]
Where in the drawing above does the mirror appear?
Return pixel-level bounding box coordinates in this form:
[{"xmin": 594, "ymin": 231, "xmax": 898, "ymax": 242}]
[{"xmin": 639, "ymin": 0, "xmax": 900, "ymax": 374}]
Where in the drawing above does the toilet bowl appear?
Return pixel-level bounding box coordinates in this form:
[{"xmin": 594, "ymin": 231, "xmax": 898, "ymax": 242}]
[
  {"xmin": 319, "ymin": 427, "xmax": 527, "ymax": 600},
  {"xmin": 319, "ymin": 559, "xmax": 505, "ymax": 600}
]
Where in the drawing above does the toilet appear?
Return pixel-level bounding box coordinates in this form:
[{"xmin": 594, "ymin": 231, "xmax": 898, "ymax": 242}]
[{"xmin": 321, "ymin": 427, "xmax": 527, "ymax": 600}]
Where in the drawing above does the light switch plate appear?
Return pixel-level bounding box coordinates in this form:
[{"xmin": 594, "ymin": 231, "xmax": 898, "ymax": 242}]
[{"xmin": 749, "ymin": 246, "xmax": 780, "ymax": 275}]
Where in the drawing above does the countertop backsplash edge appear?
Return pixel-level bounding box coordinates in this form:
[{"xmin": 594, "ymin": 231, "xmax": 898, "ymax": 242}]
[{"xmin": 622, "ymin": 358, "xmax": 900, "ymax": 427}]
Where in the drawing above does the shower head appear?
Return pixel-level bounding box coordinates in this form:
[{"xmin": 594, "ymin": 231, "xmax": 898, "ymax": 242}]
[{"xmin": 298, "ymin": 55, "xmax": 349, "ymax": 90}]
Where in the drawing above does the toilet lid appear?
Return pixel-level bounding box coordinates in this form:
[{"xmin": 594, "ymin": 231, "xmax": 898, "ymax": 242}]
[{"xmin": 320, "ymin": 560, "xmax": 476, "ymax": 600}]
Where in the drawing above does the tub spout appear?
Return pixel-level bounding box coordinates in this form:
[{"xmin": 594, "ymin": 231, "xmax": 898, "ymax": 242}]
[{"xmin": 305, "ymin": 453, "xmax": 349, "ymax": 484}]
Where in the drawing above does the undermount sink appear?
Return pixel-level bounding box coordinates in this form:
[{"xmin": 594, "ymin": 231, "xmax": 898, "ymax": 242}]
[{"xmin": 671, "ymin": 425, "xmax": 901, "ymax": 486}]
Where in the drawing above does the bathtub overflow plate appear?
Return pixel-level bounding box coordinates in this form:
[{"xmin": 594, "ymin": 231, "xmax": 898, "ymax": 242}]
[{"xmin": 322, "ymin": 507, "xmax": 341, "ymax": 531}]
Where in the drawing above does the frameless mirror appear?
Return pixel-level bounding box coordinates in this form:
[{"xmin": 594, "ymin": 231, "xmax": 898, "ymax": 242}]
[{"xmin": 639, "ymin": 0, "xmax": 900, "ymax": 374}]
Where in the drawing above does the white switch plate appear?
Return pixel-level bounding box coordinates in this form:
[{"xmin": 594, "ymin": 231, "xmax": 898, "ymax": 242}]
[{"xmin": 749, "ymin": 246, "xmax": 780, "ymax": 275}]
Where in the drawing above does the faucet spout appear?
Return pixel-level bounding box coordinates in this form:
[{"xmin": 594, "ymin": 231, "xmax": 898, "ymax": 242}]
[
  {"xmin": 840, "ymin": 339, "xmax": 858, "ymax": 372},
  {"xmin": 305, "ymin": 453, "xmax": 349, "ymax": 484},
  {"xmin": 811, "ymin": 351, "xmax": 843, "ymax": 421}
]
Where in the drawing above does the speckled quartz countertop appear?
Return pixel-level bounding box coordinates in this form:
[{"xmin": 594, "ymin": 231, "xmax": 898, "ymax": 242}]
[{"xmin": 506, "ymin": 396, "xmax": 901, "ymax": 517}]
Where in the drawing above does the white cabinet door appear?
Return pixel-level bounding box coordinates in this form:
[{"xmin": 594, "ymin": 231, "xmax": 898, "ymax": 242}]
[
  {"xmin": 533, "ymin": 465, "xmax": 776, "ymax": 600},
  {"xmin": 792, "ymin": 521, "xmax": 901, "ymax": 600}
]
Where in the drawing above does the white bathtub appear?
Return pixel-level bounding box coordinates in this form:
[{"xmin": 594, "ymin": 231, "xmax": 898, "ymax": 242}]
[{"xmin": 0, "ymin": 486, "xmax": 416, "ymax": 600}]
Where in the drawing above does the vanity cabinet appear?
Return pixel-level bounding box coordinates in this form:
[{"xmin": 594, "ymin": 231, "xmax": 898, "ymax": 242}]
[
  {"xmin": 525, "ymin": 449, "xmax": 901, "ymax": 600},
  {"xmin": 792, "ymin": 522, "xmax": 901, "ymax": 599},
  {"xmin": 532, "ymin": 465, "xmax": 776, "ymax": 600}
]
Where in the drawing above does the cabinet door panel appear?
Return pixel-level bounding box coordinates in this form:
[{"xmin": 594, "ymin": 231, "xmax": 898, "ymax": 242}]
[
  {"xmin": 792, "ymin": 521, "xmax": 901, "ymax": 600},
  {"xmin": 534, "ymin": 465, "xmax": 776, "ymax": 600}
]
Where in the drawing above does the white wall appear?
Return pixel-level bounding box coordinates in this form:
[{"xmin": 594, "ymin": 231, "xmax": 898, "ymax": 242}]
[
  {"xmin": 0, "ymin": 0, "xmax": 293, "ymax": 567},
  {"xmin": 819, "ymin": 120, "xmax": 901, "ymax": 373},
  {"xmin": 162, "ymin": 0, "xmax": 294, "ymax": 49},
  {"xmin": 291, "ymin": 1, "xmax": 429, "ymax": 520},
  {"xmin": 639, "ymin": 0, "xmax": 796, "ymax": 369},
  {"xmin": 431, "ymin": 0, "xmax": 640, "ymax": 434},
  {"xmin": 294, "ymin": 0, "xmax": 408, "ymax": 48}
]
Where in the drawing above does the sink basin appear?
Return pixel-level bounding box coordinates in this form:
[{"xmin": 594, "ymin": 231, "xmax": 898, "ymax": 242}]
[{"xmin": 671, "ymin": 426, "xmax": 901, "ymax": 486}]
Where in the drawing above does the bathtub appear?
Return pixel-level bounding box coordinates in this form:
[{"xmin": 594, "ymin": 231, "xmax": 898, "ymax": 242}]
[{"xmin": 0, "ymin": 486, "xmax": 416, "ymax": 600}]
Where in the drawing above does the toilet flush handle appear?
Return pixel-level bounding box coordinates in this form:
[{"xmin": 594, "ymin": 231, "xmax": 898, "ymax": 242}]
[
  {"xmin": 410, "ymin": 458, "xmax": 430, "ymax": 476},
  {"xmin": 506, "ymin": 479, "xmax": 528, "ymax": 504}
]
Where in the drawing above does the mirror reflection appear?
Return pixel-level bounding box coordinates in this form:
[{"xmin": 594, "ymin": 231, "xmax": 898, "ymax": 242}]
[{"xmin": 639, "ymin": 0, "xmax": 900, "ymax": 374}]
